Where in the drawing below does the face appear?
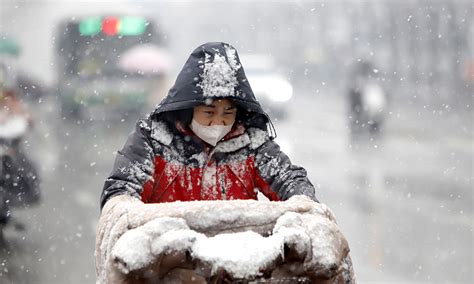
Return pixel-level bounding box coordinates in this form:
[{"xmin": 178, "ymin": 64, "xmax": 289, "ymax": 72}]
[{"xmin": 193, "ymin": 99, "xmax": 237, "ymax": 126}]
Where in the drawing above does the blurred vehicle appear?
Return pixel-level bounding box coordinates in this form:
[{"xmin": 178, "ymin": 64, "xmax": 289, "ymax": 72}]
[
  {"xmin": 239, "ymin": 54, "xmax": 293, "ymax": 119},
  {"xmin": 55, "ymin": 15, "xmax": 171, "ymax": 119},
  {"xmin": 347, "ymin": 60, "xmax": 388, "ymax": 136},
  {"xmin": 0, "ymin": 40, "xmax": 40, "ymax": 243},
  {"xmin": 0, "ymin": 35, "xmax": 48, "ymax": 101}
]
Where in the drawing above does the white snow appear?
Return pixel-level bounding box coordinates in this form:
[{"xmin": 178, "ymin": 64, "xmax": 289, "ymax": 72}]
[
  {"xmin": 224, "ymin": 45, "xmax": 241, "ymax": 71},
  {"xmin": 201, "ymin": 164, "xmax": 218, "ymax": 198},
  {"xmin": 197, "ymin": 47, "xmax": 241, "ymax": 98},
  {"xmin": 214, "ymin": 132, "xmax": 250, "ymax": 153},
  {"xmin": 190, "ymin": 152, "xmax": 207, "ymax": 166},
  {"xmin": 248, "ymin": 128, "xmax": 269, "ymax": 149},
  {"xmin": 213, "ymin": 127, "xmax": 268, "ymax": 153},
  {"xmin": 112, "ymin": 217, "xmax": 189, "ymax": 273},
  {"xmin": 119, "ymin": 159, "xmax": 154, "ymax": 186},
  {"xmin": 112, "ymin": 227, "xmax": 154, "ymax": 273},
  {"xmin": 113, "ymin": 220, "xmax": 286, "ymax": 278},
  {"xmin": 150, "ymin": 120, "xmax": 173, "ymax": 145},
  {"xmin": 138, "ymin": 119, "xmax": 151, "ymax": 131},
  {"xmin": 113, "ymin": 218, "xmax": 286, "ymax": 278},
  {"xmin": 191, "ymin": 231, "xmax": 284, "ymax": 278}
]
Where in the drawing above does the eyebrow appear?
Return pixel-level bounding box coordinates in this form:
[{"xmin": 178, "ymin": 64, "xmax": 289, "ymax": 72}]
[
  {"xmin": 200, "ymin": 105, "xmax": 216, "ymax": 109},
  {"xmin": 200, "ymin": 105, "xmax": 236, "ymax": 110}
]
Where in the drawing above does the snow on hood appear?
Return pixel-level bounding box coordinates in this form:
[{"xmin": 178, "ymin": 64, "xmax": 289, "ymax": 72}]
[{"xmin": 197, "ymin": 45, "xmax": 241, "ymax": 98}]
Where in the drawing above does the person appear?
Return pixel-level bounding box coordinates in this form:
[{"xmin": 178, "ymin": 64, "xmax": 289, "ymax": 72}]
[
  {"xmin": 347, "ymin": 59, "xmax": 387, "ymax": 136},
  {"xmin": 100, "ymin": 42, "xmax": 318, "ymax": 209},
  {"xmin": 0, "ymin": 71, "xmax": 33, "ymax": 127},
  {"xmin": 99, "ymin": 42, "xmax": 354, "ymax": 282},
  {"xmin": 0, "ymin": 62, "xmax": 40, "ymax": 228}
]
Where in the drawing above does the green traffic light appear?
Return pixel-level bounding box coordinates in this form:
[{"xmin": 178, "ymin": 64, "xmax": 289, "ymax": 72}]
[
  {"xmin": 79, "ymin": 17, "xmax": 102, "ymax": 36},
  {"xmin": 119, "ymin": 17, "xmax": 147, "ymax": 36}
]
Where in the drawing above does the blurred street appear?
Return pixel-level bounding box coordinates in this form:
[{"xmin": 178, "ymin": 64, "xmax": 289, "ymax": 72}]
[{"xmin": 0, "ymin": 0, "xmax": 472, "ymax": 283}]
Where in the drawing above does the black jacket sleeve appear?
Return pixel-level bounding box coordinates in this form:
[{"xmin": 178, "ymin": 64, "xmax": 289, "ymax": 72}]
[
  {"xmin": 254, "ymin": 137, "xmax": 319, "ymax": 202},
  {"xmin": 100, "ymin": 120, "xmax": 155, "ymax": 210}
]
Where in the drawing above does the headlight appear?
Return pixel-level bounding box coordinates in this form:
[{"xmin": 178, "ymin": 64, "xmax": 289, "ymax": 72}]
[
  {"xmin": 247, "ymin": 75, "xmax": 293, "ymax": 102},
  {"xmin": 267, "ymin": 78, "xmax": 293, "ymax": 102}
]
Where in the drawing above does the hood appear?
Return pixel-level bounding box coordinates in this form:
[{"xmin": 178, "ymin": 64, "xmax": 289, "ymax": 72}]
[{"xmin": 150, "ymin": 42, "xmax": 268, "ymax": 118}]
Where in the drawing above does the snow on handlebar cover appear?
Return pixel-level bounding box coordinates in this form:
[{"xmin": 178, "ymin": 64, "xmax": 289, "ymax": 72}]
[{"xmin": 95, "ymin": 196, "xmax": 355, "ymax": 283}]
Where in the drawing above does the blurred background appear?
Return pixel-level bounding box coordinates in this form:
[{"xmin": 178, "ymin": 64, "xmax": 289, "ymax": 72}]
[{"xmin": 0, "ymin": 0, "xmax": 472, "ymax": 283}]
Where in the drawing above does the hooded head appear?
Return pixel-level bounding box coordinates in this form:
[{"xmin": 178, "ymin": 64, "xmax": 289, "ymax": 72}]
[{"xmin": 150, "ymin": 42, "xmax": 275, "ymax": 136}]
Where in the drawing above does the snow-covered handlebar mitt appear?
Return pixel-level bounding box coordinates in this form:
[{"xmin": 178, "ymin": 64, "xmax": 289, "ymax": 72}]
[{"xmin": 95, "ymin": 195, "xmax": 354, "ymax": 283}]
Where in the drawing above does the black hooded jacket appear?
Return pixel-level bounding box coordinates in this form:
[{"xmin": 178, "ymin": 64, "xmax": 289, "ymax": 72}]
[
  {"xmin": 100, "ymin": 42, "xmax": 318, "ymax": 209},
  {"xmin": 152, "ymin": 42, "xmax": 267, "ymax": 117}
]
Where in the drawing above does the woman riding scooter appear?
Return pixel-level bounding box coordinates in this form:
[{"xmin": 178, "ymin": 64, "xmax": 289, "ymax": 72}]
[{"xmin": 98, "ymin": 42, "xmax": 355, "ymax": 282}]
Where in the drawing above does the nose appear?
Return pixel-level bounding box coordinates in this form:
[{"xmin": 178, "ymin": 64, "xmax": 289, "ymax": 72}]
[{"xmin": 209, "ymin": 118, "xmax": 226, "ymax": 126}]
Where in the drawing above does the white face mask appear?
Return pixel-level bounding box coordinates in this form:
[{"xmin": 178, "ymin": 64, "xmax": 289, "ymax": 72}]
[{"xmin": 190, "ymin": 119, "xmax": 233, "ymax": 146}]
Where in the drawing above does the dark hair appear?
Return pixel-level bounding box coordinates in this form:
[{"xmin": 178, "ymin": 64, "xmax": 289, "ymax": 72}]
[
  {"xmin": 236, "ymin": 107, "xmax": 268, "ymax": 130},
  {"xmin": 158, "ymin": 109, "xmax": 193, "ymax": 128}
]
